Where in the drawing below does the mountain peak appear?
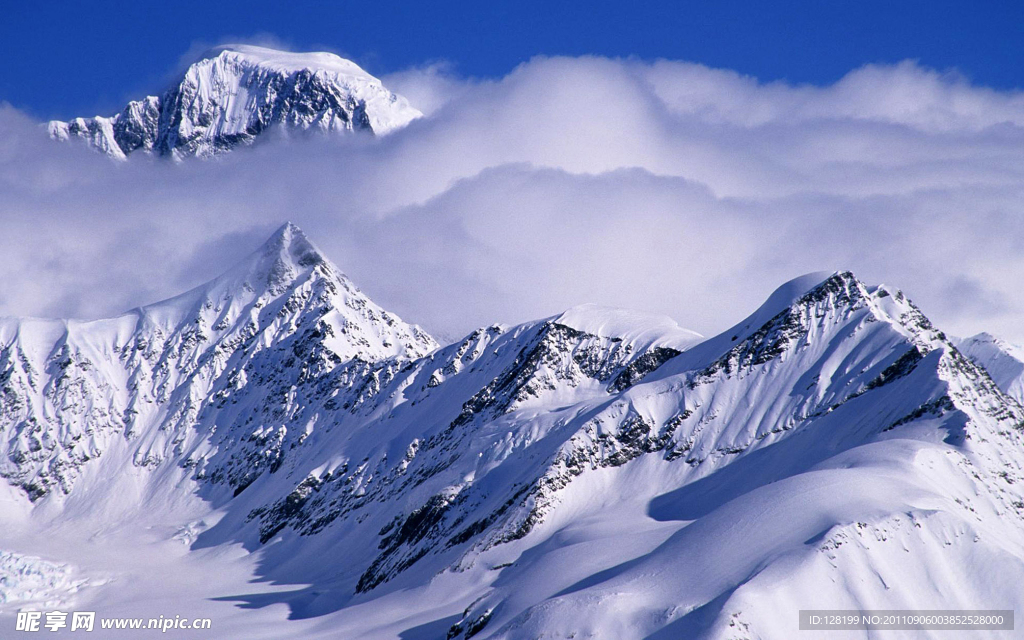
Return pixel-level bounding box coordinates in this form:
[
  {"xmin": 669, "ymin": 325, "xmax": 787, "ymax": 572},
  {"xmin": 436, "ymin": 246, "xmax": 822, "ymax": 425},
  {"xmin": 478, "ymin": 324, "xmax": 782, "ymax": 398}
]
[
  {"xmin": 188, "ymin": 222, "xmax": 334, "ymax": 307},
  {"xmin": 195, "ymin": 44, "xmax": 376, "ymax": 81},
  {"xmin": 727, "ymin": 270, "xmax": 860, "ymax": 340},
  {"xmin": 136, "ymin": 222, "xmax": 436, "ymax": 359},
  {"xmin": 48, "ymin": 44, "xmax": 420, "ymax": 159},
  {"xmin": 262, "ymin": 222, "xmax": 323, "ymax": 269},
  {"xmin": 135, "ymin": 223, "xmax": 338, "ymax": 327},
  {"xmin": 763, "ymin": 270, "xmax": 855, "ymax": 313}
]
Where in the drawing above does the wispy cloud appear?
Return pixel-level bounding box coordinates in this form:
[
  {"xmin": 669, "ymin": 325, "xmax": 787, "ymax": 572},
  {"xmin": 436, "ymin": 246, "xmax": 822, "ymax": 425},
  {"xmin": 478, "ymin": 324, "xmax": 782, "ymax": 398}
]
[{"xmin": 1, "ymin": 55, "xmax": 1022, "ymax": 343}]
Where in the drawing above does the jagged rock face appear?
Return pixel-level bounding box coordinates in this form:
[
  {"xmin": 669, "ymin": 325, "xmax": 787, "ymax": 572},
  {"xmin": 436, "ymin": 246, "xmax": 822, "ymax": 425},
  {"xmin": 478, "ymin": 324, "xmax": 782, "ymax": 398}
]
[
  {"xmin": 4, "ymin": 233, "xmax": 1024, "ymax": 639},
  {"xmin": 47, "ymin": 45, "xmax": 421, "ymax": 159}
]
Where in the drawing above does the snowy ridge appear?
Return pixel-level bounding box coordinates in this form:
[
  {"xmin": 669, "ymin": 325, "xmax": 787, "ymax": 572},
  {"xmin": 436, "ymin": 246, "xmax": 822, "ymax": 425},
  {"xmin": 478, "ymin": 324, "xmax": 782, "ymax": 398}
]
[
  {"xmin": 47, "ymin": 45, "xmax": 421, "ymax": 159},
  {"xmin": 956, "ymin": 332, "xmax": 1024, "ymax": 404},
  {"xmin": 2, "ymin": 230, "xmax": 1024, "ymax": 639}
]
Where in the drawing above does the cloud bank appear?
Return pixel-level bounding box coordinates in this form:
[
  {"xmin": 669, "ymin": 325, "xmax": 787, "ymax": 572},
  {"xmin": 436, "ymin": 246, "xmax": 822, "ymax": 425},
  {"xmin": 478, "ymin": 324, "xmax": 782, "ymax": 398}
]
[{"xmin": 1, "ymin": 55, "xmax": 1023, "ymax": 343}]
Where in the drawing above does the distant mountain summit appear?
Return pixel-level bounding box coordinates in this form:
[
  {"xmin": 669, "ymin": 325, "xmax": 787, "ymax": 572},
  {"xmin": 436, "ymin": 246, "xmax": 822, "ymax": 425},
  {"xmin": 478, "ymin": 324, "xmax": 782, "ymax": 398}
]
[{"xmin": 47, "ymin": 45, "xmax": 421, "ymax": 159}]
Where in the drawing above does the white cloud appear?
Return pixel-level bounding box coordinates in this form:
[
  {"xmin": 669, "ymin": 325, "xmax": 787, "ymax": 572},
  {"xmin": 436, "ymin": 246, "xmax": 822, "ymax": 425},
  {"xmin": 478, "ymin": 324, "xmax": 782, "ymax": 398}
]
[
  {"xmin": 0, "ymin": 55, "xmax": 1022, "ymax": 344},
  {"xmin": 381, "ymin": 61, "xmax": 477, "ymax": 117}
]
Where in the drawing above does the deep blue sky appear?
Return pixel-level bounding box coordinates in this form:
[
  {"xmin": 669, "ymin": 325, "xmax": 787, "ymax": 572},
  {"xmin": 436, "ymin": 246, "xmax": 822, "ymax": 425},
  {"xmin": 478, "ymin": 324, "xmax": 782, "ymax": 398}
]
[{"xmin": 3, "ymin": 0, "xmax": 1023, "ymax": 120}]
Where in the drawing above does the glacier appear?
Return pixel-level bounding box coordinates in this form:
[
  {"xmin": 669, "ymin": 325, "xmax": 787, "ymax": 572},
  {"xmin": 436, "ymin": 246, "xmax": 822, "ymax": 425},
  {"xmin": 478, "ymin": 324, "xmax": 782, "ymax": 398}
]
[{"xmin": 1, "ymin": 224, "xmax": 1023, "ymax": 638}]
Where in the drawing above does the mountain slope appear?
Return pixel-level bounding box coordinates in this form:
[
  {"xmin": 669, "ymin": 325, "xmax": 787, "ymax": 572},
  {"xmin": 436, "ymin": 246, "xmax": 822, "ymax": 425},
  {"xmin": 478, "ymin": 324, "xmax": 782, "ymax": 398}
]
[
  {"xmin": 1, "ymin": 231, "xmax": 1023, "ymax": 640},
  {"xmin": 222, "ymin": 271, "xmax": 1024, "ymax": 639},
  {"xmin": 47, "ymin": 45, "xmax": 421, "ymax": 159},
  {"xmin": 459, "ymin": 274, "xmax": 1024, "ymax": 640}
]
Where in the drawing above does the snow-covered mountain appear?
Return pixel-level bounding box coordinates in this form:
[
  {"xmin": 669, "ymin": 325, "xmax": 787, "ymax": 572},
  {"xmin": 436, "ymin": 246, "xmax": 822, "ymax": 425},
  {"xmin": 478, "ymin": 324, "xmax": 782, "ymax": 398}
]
[
  {"xmin": 0, "ymin": 223, "xmax": 436, "ymax": 501},
  {"xmin": 47, "ymin": 45, "xmax": 421, "ymax": 159},
  {"xmin": 957, "ymin": 332, "xmax": 1024, "ymax": 404},
  {"xmin": 2, "ymin": 226, "xmax": 1024, "ymax": 639}
]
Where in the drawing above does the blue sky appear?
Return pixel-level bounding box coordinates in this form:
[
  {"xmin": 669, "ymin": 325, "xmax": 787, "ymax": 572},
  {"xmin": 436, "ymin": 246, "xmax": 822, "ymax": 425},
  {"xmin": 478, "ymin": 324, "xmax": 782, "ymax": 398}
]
[{"xmin": 3, "ymin": 0, "xmax": 1024, "ymax": 119}]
